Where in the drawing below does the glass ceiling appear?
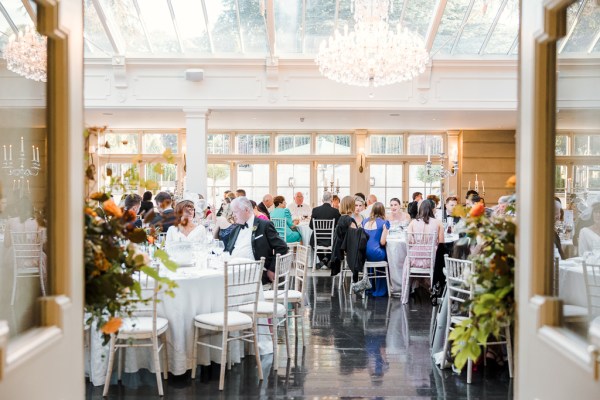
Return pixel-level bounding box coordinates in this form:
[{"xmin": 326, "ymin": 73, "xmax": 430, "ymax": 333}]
[{"xmin": 0, "ymin": 0, "xmax": 598, "ymax": 59}]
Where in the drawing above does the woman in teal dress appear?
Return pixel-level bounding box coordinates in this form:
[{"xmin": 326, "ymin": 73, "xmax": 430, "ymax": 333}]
[{"xmin": 270, "ymin": 195, "xmax": 302, "ymax": 243}]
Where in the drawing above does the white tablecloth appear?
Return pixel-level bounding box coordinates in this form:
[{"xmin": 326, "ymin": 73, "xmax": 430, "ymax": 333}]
[
  {"xmin": 88, "ymin": 263, "xmax": 273, "ymax": 386},
  {"xmin": 559, "ymin": 259, "xmax": 587, "ymax": 307},
  {"xmin": 296, "ymin": 224, "xmax": 312, "ymax": 246}
]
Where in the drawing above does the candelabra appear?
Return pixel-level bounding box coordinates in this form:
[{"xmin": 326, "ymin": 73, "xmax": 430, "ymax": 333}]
[
  {"xmin": 2, "ymin": 137, "xmax": 41, "ymax": 197},
  {"xmin": 425, "ymin": 152, "xmax": 458, "ymax": 179},
  {"xmin": 327, "ymin": 180, "xmax": 340, "ymax": 194}
]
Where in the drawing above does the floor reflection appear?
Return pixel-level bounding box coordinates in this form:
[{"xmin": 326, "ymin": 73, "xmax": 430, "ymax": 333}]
[{"xmin": 87, "ymin": 275, "xmax": 513, "ymax": 399}]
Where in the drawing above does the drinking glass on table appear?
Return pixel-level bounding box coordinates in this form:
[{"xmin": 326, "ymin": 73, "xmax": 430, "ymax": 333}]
[{"xmin": 213, "ymin": 239, "xmax": 225, "ymax": 256}]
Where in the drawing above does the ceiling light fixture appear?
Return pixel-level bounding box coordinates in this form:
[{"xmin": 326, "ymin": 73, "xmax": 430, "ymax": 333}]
[
  {"xmin": 315, "ymin": 0, "xmax": 429, "ymax": 88},
  {"xmin": 3, "ymin": 26, "xmax": 47, "ymax": 82}
]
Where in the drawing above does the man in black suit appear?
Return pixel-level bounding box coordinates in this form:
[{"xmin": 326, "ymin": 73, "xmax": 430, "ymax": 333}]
[
  {"xmin": 407, "ymin": 191, "xmax": 422, "ymax": 219},
  {"xmin": 309, "ymin": 191, "xmax": 341, "ymax": 270},
  {"xmin": 152, "ymin": 191, "xmax": 176, "ymax": 232},
  {"xmin": 225, "ymin": 197, "xmax": 288, "ymax": 283}
]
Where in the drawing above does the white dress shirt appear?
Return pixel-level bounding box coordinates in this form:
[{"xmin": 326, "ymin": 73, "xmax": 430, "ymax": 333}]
[
  {"xmin": 231, "ymin": 215, "xmax": 255, "ymax": 261},
  {"xmin": 287, "ymin": 202, "xmax": 312, "ymax": 219},
  {"xmin": 360, "ymin": 204, "xmax": 373, "ymax": 219}
]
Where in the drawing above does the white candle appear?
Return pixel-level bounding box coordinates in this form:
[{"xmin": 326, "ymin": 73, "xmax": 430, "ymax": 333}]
[
  {"xmin": 27, "ymin": 179, "xmax": 30, "ymax": 192},
  {"xmin": 9, "ymin": 145, "xmax": 12, "ymax": 161},
  {"xmin": 468, "ymin": 181, "xmax": 471, "ymax": 191},
  {"xmin": 3, "ymin": 145, "xmax": 6, "ymax": 161},
  {"xmin": 336, "ymin": 178, "xmax": 339, "ymax": 187},
  {"xmin": 482, "ymin": 180, "xmax": 485, "ymax": 193},
  {"xmin": 20, "ymin": 137, "xmax": 24, "ymax": 153},
  {"xmin": 451, "ymin": 148, "xmax": 458, "ymax": 162},
  {"xmin": 427, "ymin": 144, "xmax": 431, "ymax": 162},
  {"xmin": 36, "ymin": 147, "xmax": 39, "ymax": 162},
  {"xmin": 32, "ymin": 145, "xmax": 35, "ymax": 161},
  {"xmin": 475, "ymin": 174, "xmax": 478, "ymax": 184}
]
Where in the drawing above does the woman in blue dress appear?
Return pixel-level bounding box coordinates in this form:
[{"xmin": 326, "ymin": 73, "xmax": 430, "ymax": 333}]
[
  {"xmin": 270, "ymin": 195, "xmax": 302, "ymax": 243},
  {"xmin": 362, "ymin": 202, "xmax": 390, "ymax": 297}
]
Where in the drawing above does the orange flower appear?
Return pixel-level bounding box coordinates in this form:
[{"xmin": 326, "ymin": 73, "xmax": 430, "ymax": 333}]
[
  {"xmin": 470, "ymin": 203, "xmax": 485, "ymax": 217},
  {"xmin": 84, "ymin": 207, "xmax": 97, "ymax": 217},
  {"xmin": 101, "ymin": 317, "xmax": 122, "ymax": 334},
  {"xmin": 103, "ymin": 199, "xmax": 123, "ymax": 218},
  {"xmin": 506, "ymin": 175, "xmax": 516, "ymax": 188}
]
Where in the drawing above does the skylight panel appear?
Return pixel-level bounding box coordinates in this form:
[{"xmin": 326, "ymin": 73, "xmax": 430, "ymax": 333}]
[{"xmin": 482, "ymin": 0, "xmax": 518, "ymax": 55}]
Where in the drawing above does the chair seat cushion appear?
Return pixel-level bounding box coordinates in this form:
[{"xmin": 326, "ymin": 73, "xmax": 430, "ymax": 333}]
[
  {"xmin": 563, "ymin": 304, "xmax": 588, "ymax": 318},
  {"xmin": 118, "ymin": 317, "xmax": 169, "ymax": 337},
  {"xmin": 239, "ymin": 301, "xmax": 287, "ymax": 317},
  {"xmin": 364, "ymin": 261, "xmax": 388, "ymax": 268},
  {"xmin": 263, "ymin": 289, "xmax": 302, "ymax": 301},
  {"xmin": 194, "ymin": 311, "xmax": 253, "ymax": 328}
]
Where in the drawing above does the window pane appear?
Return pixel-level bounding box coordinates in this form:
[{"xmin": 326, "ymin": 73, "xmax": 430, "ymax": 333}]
[
  {"xmin": 304, "ymin": 0, "xmax": 336, "ymax": 53},
  {"xmin": 276, "ymin": 164, "xmax": 310, "ymax": 201},
  {"xmin": 207, "ymin": 134, "xmax": 230, "ymax": 154},
  {"xmin": 99, "ymin": 0, "xmax": 150, "ymax": 54},
  {"xmin": 84, "ymin": 0, "xmax": 114, "ymax": 56},
  {"xmin": 407, "ymin": 135, "xmax": 443, "ymax": 155},
  {"xmin": 103, "ymin": 163, "xmax": 136, "ymax": 197},
  {"xmin": 574, "ymin": 135, "xmax": 600, "ymax": 156},
  {"xmin": 145, "ymin": 163, "xmax": 177, "ymax": 192},
  {"xmin": 317, "ymin": 164, "xmax": 350, "ymax": 198},
  {"xmin": 369, "ymin": 135, "xmax": 404, "ymax": 155},
  {"xmin": 142, "ymin": 133, "xmax": 178, "ymax": 154},
  {"xmin": 207, "ymin": 164, "xmax": 231, "ymax": 207},
  {"xmin": 238, "ymin": 0, "xmax": 268, "ymax": 53},
  {"xmin": 170, "ymin": 0, "xmax": 210, "ymax": 53},
  {"xmin": 205, "ymin": 0, "xmax": 241, "ymax": 53},
  {"xmin": 483, "ymin": 0, "xmax": 519, "ymax": 54},
  {"xmin": 556, "ymin": 135, "xmax": 568, "ymax": 156},
  {"xmin": 237, "ymin": 163, "xmax": 269, "ymax": 200},
  {"xmin": 561, "ymin": 0, "xmax": 600, "ymax": 53},
  {"xmin": 370, "ymin": 164, "xmax": 404, "ymax": 205},
  {"xmin": 275, "ymin": 0, "xmax": 302, "ymax": 53},
  {"xmin": 237, "ymin": 134, "xmax": 270, "ymax": 155},
  {"xmin": 454, "ymin": 0, "xmax": 506, "ymax": 55},
  {"xmin": 100, "ymin": 133, "xmax": 139, "ymax": 154},
  {"xmin": 316, "ymin": 134, "xmax": 351, "ymax": 155},
  {"xmin": 408, "ymin": 164, "xmax": 441, "ymax": 198},
  {"xmin": 276, "ymin": 135, "xmax": 311, "ymax": 154},
  {"xmin": 136, "ymin": 0, "xmax": 180, "ymax": 54}
]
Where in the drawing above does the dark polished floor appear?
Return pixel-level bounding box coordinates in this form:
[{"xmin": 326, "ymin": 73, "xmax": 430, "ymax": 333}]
[{"xmin": 88, "ymin": 276, "xmax": 513, "ymax": 399}]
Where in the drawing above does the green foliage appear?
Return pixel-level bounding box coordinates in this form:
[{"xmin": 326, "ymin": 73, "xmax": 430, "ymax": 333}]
[{"xmin": 448, "ymin": 207, "xmax": 516, "ymax": 370}]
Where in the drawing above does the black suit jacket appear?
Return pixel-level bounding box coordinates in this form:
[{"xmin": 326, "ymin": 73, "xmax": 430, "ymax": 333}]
[
  {"xmin": 408, "ymin": 201, "xmax": 419, "ymax": 219},
  {"xmin": 225, "ymin": 217, "xmax": 288, "ymax": 281},
  {"xmin": 309, "ymin": 203, "xmax": 341, "ymax": 246},
  {"xmin": 152, "ymin": 208, "xmax": 176, "ymax": 232}
]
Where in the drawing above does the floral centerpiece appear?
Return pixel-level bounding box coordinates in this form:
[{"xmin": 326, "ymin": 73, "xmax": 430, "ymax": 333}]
[
  {"xmin": 448, "ymin": 176, "xmax": 516, "ymax": 370},
  {"xmin": 84, "ymin": 127, "xmax": 178, "ymax": 344}
]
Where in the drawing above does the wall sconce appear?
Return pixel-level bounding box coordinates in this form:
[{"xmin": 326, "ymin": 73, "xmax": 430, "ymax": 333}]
[
  {"xmin": 288, "ymin": 177, "xmax": 295, "ymax": 187},
  {"xmin": 358, "ymin": 148, "xmax": 365, "ymax": 173},
  {"xmin": 369, "ymin": 177, "xmax": 375, "ymax": 187}
]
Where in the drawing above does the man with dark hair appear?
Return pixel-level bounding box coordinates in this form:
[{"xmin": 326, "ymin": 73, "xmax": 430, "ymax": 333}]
[
  {"xmin": 152, "ymin": 191, "xmax": 176, "ymax": 231},
  {"xmin": 124, "ymin": 193, "xmax": 143, "ymax": 228},
  {"xmin": 235, "ymin": 189, "xmax": 246, "ymax": 197},
  {"xmin": 216, "ymin": 190, "xmax": 232, "ymax": 217},
  {"xmin": 407, "ymin": 192, "xmax": 422, "ymax": 219},
  {"xmin": 465, "ymin": 190, "xmax": 479, "ymax": 206}
]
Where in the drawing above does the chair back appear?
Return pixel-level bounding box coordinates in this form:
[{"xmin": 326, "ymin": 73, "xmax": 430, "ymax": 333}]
[
  {"xmin": 444, "ymin": 255, "xmax": 474, "ymax": 306},
  {"xmin": 223, "ymin": 258, "xmax": 264, "ymax": 327},
  {"xmin": 272, "ymin": 252, "xmax": 294, "ymax": 307},
  {"xmin": 11, "ymin": 230, "xmax": 44, "ymax": 274},
  {"xmin": 294, "ymin": 245, "xmax": 309, "ymax": 293},
  {"xmin": 129, "ymin": 262, "xmax": 162, "ymax": 336},
  {"xmin": 583, "ymin": 259, "xmax": 600, "ymax": 318},
  {"xmin": 272, "ymin": 218, "xmax": 287, "ymax": 241},
  {"xmin": 312, "ymin": 219, "xmax": 335, "ymax": 247},
  {"xmin": 406, "ymin": 231, "xmax": 437, "ymax": 278}
]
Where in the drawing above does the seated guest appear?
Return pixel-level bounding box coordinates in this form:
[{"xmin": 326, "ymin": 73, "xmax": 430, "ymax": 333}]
[
  {"xmin": 362, "ymin": 202, "xmax": 390, "ymax": 297},
  {"xmin": 402, "ymin": 200, "xmax": 444, "ymax": 304},
  {"xmin": 360, "ymin": 194, "xmax": 377, "ymax": 219},
  {"xmin": 271, "ymin": 196, "xmax": 301, "ymax": 243},
  {"xmin": 471, "ymin": 195, "xmax": 493, "ymax": 217},
  {"xmin": 165, "ymin": 200, "xmax": 206, "ymax": 244},
  {"xmin": 216, "ymin": 190, "xmax": 232, "ymax": 217},
  {"xmin": 213, "ymin": 202, "xmax": 236, "ymax": 247},
  {"xmin": 427, "ymin": 195, "xmax": 442, "ymax": 219},
  {"xmin": 257, "ymin": 194, "xmax": 274, "ymax": 219},
  {"xmin": 443, "ymin": 196, "xmax": 461, "ymax": 224},
  {"xmin": 332, "ymin": 194, "xmax": 340, "ymax": 210},
  {"xmin": 250, "ymin": 200, "xmax": 269, "ymax": 221},
  {"xmin": 388, "ymin": 197, "xmax": 410, "ymax": 225},
  {"xmin": 354, "ymin": 192, "xmax": 366, "ymax": 202},
  {"xmin": 493, "ymin": 195, "xmax": 511, "ymax": 217},
  {"xmin": 577, "ymin": 201, "xmax": 600, "ymax": 255},
  {"xmin": 152, "ymin": 191, "xmax": 176, "ymax": 232},
  {"xmin": 225, "ymin": 197, "xmax": 288, "ymax": 283},
  {"xmin": 310, "ymin": 191, "xmax": 341, "ymax": 269},
  {"xmin": 330, "ymin": 196, "xmax": 357, "ymax": 277},
  {"xmin": 138, "ymin": 191, "xmax": 154, "ymax": 217},
  {"xmin": 465, "ymin": 190, "xmax": 479, "ymax": 206},
  {"xmin": 235, "ymin": 188, "xmax": 246, "ymax": 197},
  {"xmin": 288, "ymin": 191, "xmax": 312, "ymax": 220},
  {"xmin": 407, "ymin": 192, "xmax": 423, "ymax": 219},
  {"xmin": 353, "ymin": 196, "xmax": 366, "ymax": 225},
  {"xmin": 124, "ymin": 193, "xmax": 143, "ymax": 228}
]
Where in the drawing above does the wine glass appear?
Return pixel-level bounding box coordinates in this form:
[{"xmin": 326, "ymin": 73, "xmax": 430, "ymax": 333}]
[{"xmin": 213, "ymin": 239, "xmax": 225, "ymax": 256}]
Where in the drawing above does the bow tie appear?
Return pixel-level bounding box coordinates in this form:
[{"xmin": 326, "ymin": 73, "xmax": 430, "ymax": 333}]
[
  {"xmin": 240, "ymin": 222, "xmax": 249, "ymax": 229},
  {"xmin": 298, "ymin": 205, "xmax": 302, "ymax": 207}
]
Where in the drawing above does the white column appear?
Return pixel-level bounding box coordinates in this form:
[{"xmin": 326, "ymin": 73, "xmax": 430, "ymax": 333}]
[{"xmin": 183, "ymin": 108, "xmax": 209, "ymax": 196}]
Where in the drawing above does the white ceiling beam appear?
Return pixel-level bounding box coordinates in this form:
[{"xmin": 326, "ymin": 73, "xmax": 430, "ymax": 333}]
[
  {"xmin": 200, "ymin": 0, "xmax": 214, "ymax": 53},
  {"xmin": 334, "ymin": 0, "xmax": 340, "ymax": 32},
  {"xmin": 263, "ymin": 0, "xmax": 276, "ymax": 60},
  {"xmin": 450, "ymin": 0, "xmax": 475, "ymax": 55},
  {"xmin": 167, "ymin": 0, "xmax": 184, "ymax": 54},
  {"xmin": 588, "ymin": 27, "xmax": 600, "ymax": 53},
  {"xmin": 91, "ymin": 0, "xmax": 125, "ymax": 55},
  {"xmin": 234, "ymin": 0, "xmax": 245, "ymax": 53},
  {"xmin": 132, "ymin": 0, "xmax": 154, "ymax": 53},
  {"xmin": 558, "ymin": 0, "xmax": 588, "ymax": 54},
  {"xmin": 21, "ymin": 0, "xmax": 36, "ymax": 23},
  {"xmin": 479, "ymin": 0, "xmax": 508, "ymax": 55},
  {"xmin": 424, "ymin": 0, "xmax": 447, "ymax": 52},
  {"xmin": 301, "ymin": 0, "xmax": 307, "ymax": 53},
  {"xmin": 0, "ymin": 3, "xmax": 18, "ymax": 34}
]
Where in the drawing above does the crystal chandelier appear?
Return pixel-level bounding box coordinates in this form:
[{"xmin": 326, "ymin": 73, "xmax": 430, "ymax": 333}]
[
  {"xmin": 3, "ymin": 26, "xmax": 47, "ymax": 82},
  {"xmin": 315, "ymin": 0, "xmax": 429, "ymax": 87}
]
